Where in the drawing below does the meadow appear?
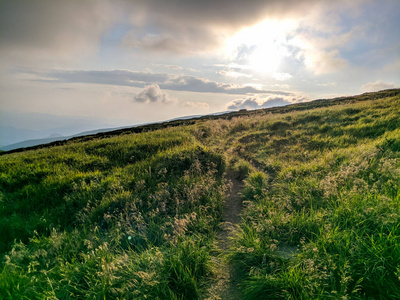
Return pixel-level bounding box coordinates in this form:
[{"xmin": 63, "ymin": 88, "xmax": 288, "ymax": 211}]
[{"xmin": 0, "ymin": 89, "xmax": 399, "ymax": 299}]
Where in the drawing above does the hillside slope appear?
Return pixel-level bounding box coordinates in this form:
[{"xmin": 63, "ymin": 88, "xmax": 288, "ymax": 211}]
[
  {"xmin": 0, "ymin": 89, "xmax": 399, "ymax": 299},
  {"xmin": 2, "ymin": 89, "xmax": 398, "ymax": 155}
]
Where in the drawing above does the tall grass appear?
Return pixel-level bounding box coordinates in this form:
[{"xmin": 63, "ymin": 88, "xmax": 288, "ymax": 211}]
[
  {"xmin": 225, "ymin": 95, "xmax": 400, "ymax": 299},
  {"xmin": 1, "ymin": 92, "xmax": 399, "ymax": 299},
  {"xmin": 0, "ymin": 128, "xmax": 226, "ymax": 299}
]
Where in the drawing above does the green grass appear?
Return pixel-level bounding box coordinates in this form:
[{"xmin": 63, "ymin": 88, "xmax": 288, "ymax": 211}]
[
  {"xmin": 0, "ymin": 128, "xmax": 226, "ymax": 299},
  {"xmin": 1, "ymin": 90, "xmax": 400, "ymax": 299},
  {"xmin": 219, "ymin": 95, "xmax": 400, "ymax": 299}
]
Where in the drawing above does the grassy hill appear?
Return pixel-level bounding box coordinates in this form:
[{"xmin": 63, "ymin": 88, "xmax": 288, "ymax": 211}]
[{"xmin": 1, "ymin": 89, "xmax": 399, "ymax": 299}]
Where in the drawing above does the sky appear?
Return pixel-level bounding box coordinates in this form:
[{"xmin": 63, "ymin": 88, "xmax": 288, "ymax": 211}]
[{"xmin": 1, "ymin": 0, "xmax": 399, "ymax": 146}]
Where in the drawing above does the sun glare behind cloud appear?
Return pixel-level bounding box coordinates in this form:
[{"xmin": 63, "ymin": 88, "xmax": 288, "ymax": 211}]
[{"xmin": 225, "ymin": 19, "xmax": 297, "ymax": 75}]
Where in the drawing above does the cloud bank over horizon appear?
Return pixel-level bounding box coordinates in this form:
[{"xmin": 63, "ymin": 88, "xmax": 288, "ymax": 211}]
[
  {"xmin": 361, "ymin": 80, "xmax": 399, "ymax": 93},
  {"xmin": 227, "ymin": 94, "xmax": 308, "ymax": 110},
  {"xmin": 35, "ymin": 69, "xmax": 292, "ymax": 96}
]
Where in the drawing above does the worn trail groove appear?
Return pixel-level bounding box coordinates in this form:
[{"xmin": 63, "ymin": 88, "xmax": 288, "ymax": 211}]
[{"xmin": 205, "ymin": 175, "xmax": 243, "ymax": 300}]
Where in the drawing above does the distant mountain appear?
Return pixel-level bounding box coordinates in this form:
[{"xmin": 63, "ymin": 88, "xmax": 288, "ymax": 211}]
[
  {"xmin": 0, "ymin": 111, "xmax": 232, "ymax": 152},
  {"xmin": 167, "ymin": 111, "xmax": 231, "ymax": 122},
  {"xmin": 0, "ymin": 126, "xmax": 43, "ymax": 147},
  {"xmin": 0, "ymin": 111, "xmax": 118, "ymax": 148},
  {"xmin": 48, "ymin": 133, "xmax": 64, "ymax": 138},
  {"xmin": 0, "ymin": 136, "xmax": 68, "ymax": 151},
  {"xmin": 0, "ymin": 127, "xmax": 125, "ymax": 152}
]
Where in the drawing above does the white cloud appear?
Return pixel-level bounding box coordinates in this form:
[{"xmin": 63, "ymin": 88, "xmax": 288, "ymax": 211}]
[
  {"xmin": 218, "ymin": 70, "xmax": 252, "ymax": 78},
  {"xmin": 183, "ymin": 102, "xmax": 209, "ymax": 109},
  {"xmin": 296, "ymin": 46, "xmax": 347, "ymax": 75},
  {"xmin": 286, "ymin": 5, "xmax": 370, "ymax": 75},
  {"xmin": 133, "ymin": 84, "xmax": 176, "ymax": 104},
  {"xmin": 361, "ymin": 80, "xmax": 399, "ymax": 93},
  {"xmin": 155, "ymin": 64, "xmax": 183, "ymax": 70},
  {"xmin": 273, "ymin": 72, "xmax": 292, "ymax": 81},
  {"xmin": 227, "ymin": 93, "xmax": 309, "ymax": 110},
  {"xmin": 227, "ymin": 95, "xmax": 289, "ymax": 110}
]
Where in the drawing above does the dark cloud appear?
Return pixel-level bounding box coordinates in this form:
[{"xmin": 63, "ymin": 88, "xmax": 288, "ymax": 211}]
[
  {"xmin": 133, "ymin": 84, "xmax": 175, "ymax": 104},
  {"xmin": 161, "ymin": 75, "xmax": 291, "ymax": 95},
  {"xmin": 46, "ymin": 70, "xmax": 169, "ymax": 87},
  {"xmin": 132, "ymin": 0, "xmax": 318, "ymax": 28},
  {"xmin": 39, "ymin": 69, "xmax": 292, "ymax": 96},
  {"xmin": 0, "ymin": 0, "xmax": 120, "ymax": 63},
  {"xmin": 125, "ymin": 0, "xmax": 321, "ymax": 54},
  {"xmin": 0, "ymin": 0, "xmax": 378, "ymax": 64},
  {"xmin": 124, "ymin": 26, "xmax": 222, "ymax": 54},
  {"xmin": 0, "ymin": 0, "xmax": 322, "ymax": 60},
  {"xmin": 228, "ymin": 96, "xmax": 292, "ymax": 110}
]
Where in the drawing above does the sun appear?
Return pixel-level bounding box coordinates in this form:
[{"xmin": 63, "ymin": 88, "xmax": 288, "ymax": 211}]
[{"xmin": 224, "ymin": 19, "xmax": 296, "ymax": 74}]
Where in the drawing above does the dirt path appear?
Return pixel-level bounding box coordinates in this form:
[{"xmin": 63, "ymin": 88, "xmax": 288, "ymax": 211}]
[{"xmin": 204, "ymin": 175, "xmax": 243, "ymax": 300}]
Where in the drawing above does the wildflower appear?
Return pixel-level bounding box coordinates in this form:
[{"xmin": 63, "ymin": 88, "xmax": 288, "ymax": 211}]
[
  {"xmin": 237, "ymin": 246, "xmax": 246, "ymax": 253},
  {"xmin": 128, "ymin": 236, "xmax": 132, "ymax": 240}
]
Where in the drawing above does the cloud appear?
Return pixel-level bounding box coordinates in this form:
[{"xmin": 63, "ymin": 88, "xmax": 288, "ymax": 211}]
[
  {"xmin": 37, "ymin": 69, "xmax": 292, "ymax": 96},
  {"xmin": 218, "ymin": 70, "xmax": 252, "ymax": 78},
  {"xmin": 227, "ymin": 93, "xmax": 309, "ymax": 110},
  {"xmin": 273, "ymin": 72, "xmax": 293, "ymax": 81},
  {"xmin": 125, "ymin": 0, "xmax": 375, "ymax": 57},
  {"xmin": 0, "ymin": 0, "xmax": 312, "ymax": 58},
  {"xmin": 228, "ymin": 95, "xmax": 293, "ymax": 110},
  {"xmin": 125, "ymin": 0, "xmax": 321, "ymax": 54},
  {"xmin": 44, "ymin": 69, "xmax": 169, "ymax": 87},
  {"xmin": 361, "ymin": 80, "xmax": 399, "ymax": 93},
  {"xmin": 183, "ymin": 102, "xmax": 209, "ymax": 109},
  {"xmin": 123, "ymin": 27, "xmax": 222, "ymax": 55},
  {"xmin": 290, "ymin": 33, "xmax": 349, "ymax": 75},
  {"xmin": 162, "ymin": 75, "xmax": 292, "ymax": 95},
  {"xmin": 0, "ymin": 0, "xmax": 383, "ymax": 68},
  {"xmin": 132, "ymin": 0, "xmax": 318, "ymax": 28},
  {"xmin": 286, "ymin": 4, "xmax": 372, "ymax": 75},
  {"xmin": 303, "ymin": 49, "xmax": 347, "ymax": 75},
  {"xmin": 177, "ymin": 77, "xmax": 280, "ymax": 96},
  {"xmin": 155, "ymin": 64, "xmax": 198, "ymax": 72},
  {"xmin": 155, "ymin": 64, "xmax": 183, "ymax": 70},
  {"xmin": 133, "ymin": 84, "xmax": 176, "ymax": 104},
  {"xmin": 0, "ymin": 0, "xmax": 121, "ymax": 65}
]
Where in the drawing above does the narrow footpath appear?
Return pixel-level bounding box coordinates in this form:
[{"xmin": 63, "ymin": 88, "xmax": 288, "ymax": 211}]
[{"xmin": 205, "ymin": 175, "xmax": 243, "ymax": 300}]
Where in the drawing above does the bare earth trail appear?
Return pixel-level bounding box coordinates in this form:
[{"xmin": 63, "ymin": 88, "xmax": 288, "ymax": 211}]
[{"xmin": 204, "ymin": 175, "xmax": 243, "ymax": 300}]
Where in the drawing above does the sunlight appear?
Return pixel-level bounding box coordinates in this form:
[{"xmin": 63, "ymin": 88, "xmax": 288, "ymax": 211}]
[{"xmin": 225, "ymin": 19, "xmax": 296, "ymax": 74}]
